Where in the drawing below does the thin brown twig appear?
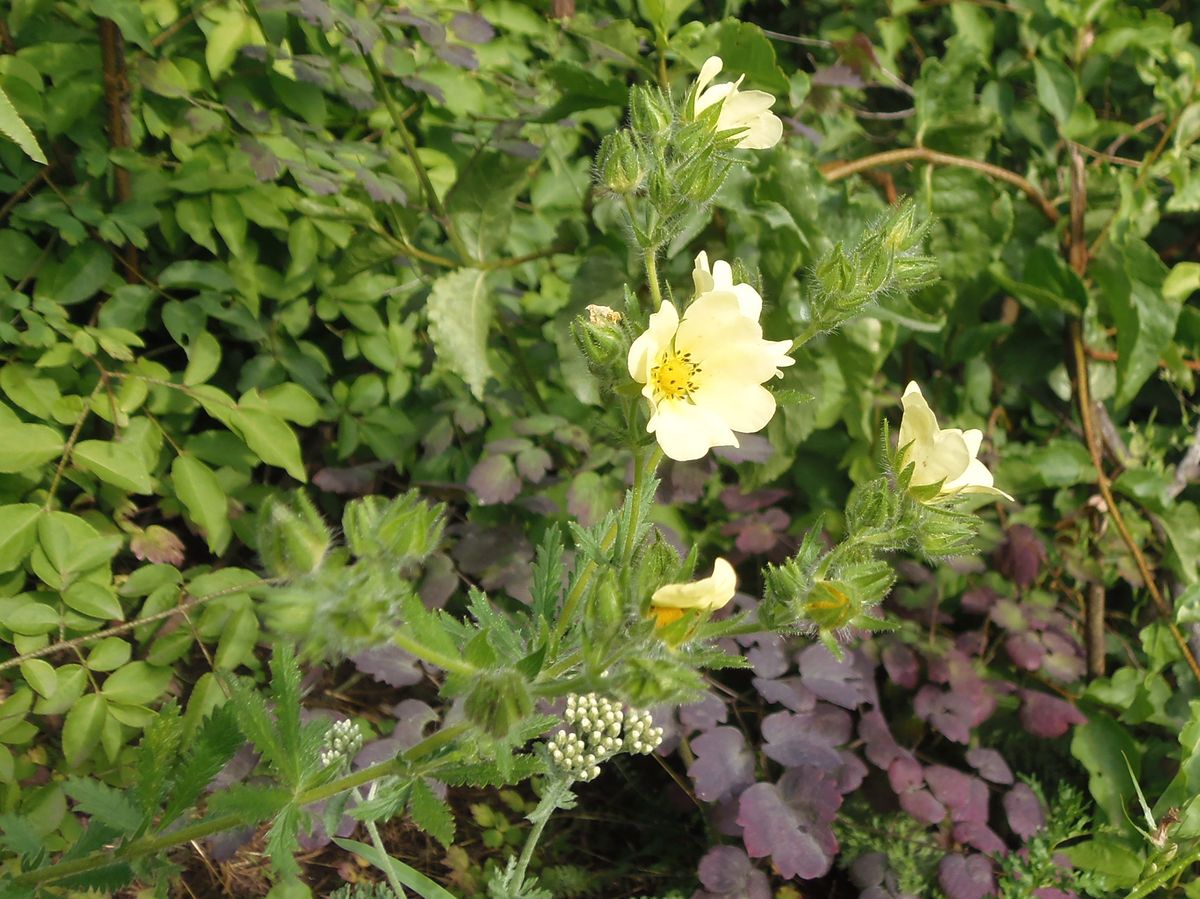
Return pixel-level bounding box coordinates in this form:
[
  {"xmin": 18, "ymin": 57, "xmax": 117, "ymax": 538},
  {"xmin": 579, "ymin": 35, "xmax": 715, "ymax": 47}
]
[
  {"xmin": 0, "ymin": 166, "xmax": 52, "ymax": 226},
  {"xmin": 1084, "ymin": 345, "xmax": 1200, "ymax": 372},
  {"xmin": 1103, "ymin": 112, "xmax": 1165, "ymax": 159},
  {"xmin": 820, "ymin": 147, "xmax": 1061, "ymax": 223},
  {"xmin": 1090, "ymin": 92, "xmax": 1194, "ymax": 258}
]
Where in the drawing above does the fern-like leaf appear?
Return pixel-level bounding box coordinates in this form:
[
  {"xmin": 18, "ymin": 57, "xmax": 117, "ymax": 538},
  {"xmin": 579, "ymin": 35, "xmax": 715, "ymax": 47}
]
[
  {"xmin": 0, "ymin": 85, "xmax": 46, "ymax": 164},
  {"xmin": 64, "ymin": 778, "xmax": 142, "ymax": 834},
  {"xmin": 408, "ymin": 779, "xmax": 455, "ymax": 848},
  {"xmin": 160, "ymin": 703, "xmax": 242, "ymax": 827}
]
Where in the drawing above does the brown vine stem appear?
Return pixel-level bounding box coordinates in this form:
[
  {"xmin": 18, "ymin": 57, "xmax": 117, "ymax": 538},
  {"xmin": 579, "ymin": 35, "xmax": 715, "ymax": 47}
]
[
  {"xmin": 820, "ymin": 148, "xmax": 1061, "ymax": 223},
  {"xmin": 0, "ymin": 578, "xmax": 282, "ymax": 674},
  {"xmin": 99, "ymin": 17, "xmax": 139, "ymax": 281},
  {"xmin": 1066, "ymin": 144, "xmax": 1200, "ymax": 683},
  {"xmin": 1069, "ymin": 324, "xmax": 1200, "ymax": 682}
]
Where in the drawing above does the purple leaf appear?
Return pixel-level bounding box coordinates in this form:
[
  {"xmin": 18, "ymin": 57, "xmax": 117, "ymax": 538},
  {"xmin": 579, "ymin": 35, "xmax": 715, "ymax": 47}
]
[
  {"xmin": 753, "ymin": 675, "xmax": 815, "ymax": 711},
  {"xmin": 966, "ymin": 748, "xmax": 1013, "ymax": 785},
  {"xmin": 744, "ymin": 633, "xmax": 789, "ymax": 679},
  {"xmin": 1004, "ymin": 782, "xmax": 1046, "ymax": 839},
  {"xmin": 913, "ymin": 686, "xmax": 975, "ymax": 744},
  {"xmin": 719, "ymin": 486, "xmax": 789, "ymax": 513},
  {"xmin": 860, "ymin": 708, "xmax": 911, "ymax": 769},
  {"xmin": 961, "ymin": 586, "xmax": 999, "ymax": 613},
  {"xmin": 450, "ymin": 11, "xmax": 495, "ymax": 43},
  {"xmin": 994, "ymin": 524, "xmax": 1048, "ymax": 589},
  {"xmin": 1019, "ymin": 690, "xmax": 1086, "ymax": 738},
  {"xmin": 467, "ymin": 454, "xmax": 521, "ymax": 504},
  {"xmin": 688, "ymin": 727, "xmax": 756, "ymax": 803},
  {"xmin": 679, "ymin": 692, "xmax": 728, "ymax": 734},
  {"xmin": 737, "ymin": 769, "xmax": 840, "ymax": 880},
  {"xmin": 939, "ymin": 854, "xmax": 994, "ymax": 899},
  {"xmin": 899, "ymin": 788, "xmax": 947, "ymax": 825},
  {"xmin": 882, "ymin": 643, "xmax": 920, "ymax": 689},
  {"xmin": 351, "ymin": 644, "xmax": 423, "ymax": 688},
  {"xmin": 954, "ymin": 821, "xmax": 1006, "ymax": 854},
  {"xmin": 659, "ymin": 460, "xmax": 713, "ymax": 504},
  {"xmin": 435, "ymin": 43, "xmax": 478, "ymax": 69},
  {"xmin": 761, "ymin": 707, "xmax": 850, "ymax": 770},
  {"xmin": 1005, "ymin": 632, "xmax": 1044, "ymax": 670},
  {"xmin": 799, "ymin": 646, "xmax": 874, "ymax": 708},
  {"xmin": 713, "ymin": 433, "xmax": 775, "ymax": 464},
  {"xmin": 924, "ymin": 766, "xmax": 971, "ymax": 813},
  {"xmin": 887, "ymin": 757, "xmax": 924, "ymax": 793},
  {"xmin": 515, "ymin": 446, "xmax": 553, "ymax": 483},
  {"xmin": 693, "ymin": 845, "xmax": 771, "ymax": 899}
]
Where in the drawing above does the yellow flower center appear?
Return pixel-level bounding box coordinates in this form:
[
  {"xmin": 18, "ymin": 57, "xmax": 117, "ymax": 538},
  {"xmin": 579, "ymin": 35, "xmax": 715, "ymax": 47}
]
[{"xmin": 651, "ymin": 350, "xmax": 700, "ymax": 401}]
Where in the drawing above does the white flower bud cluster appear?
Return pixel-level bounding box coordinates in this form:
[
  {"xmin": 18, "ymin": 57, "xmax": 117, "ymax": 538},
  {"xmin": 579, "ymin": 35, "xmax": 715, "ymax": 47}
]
[
  {"xmin": 548, "ymin": 693, "xmax": 664, "ymax": 782},
  {"xmin": 320, "ymin": 718, "xmax": 363, "ymax": 768}
]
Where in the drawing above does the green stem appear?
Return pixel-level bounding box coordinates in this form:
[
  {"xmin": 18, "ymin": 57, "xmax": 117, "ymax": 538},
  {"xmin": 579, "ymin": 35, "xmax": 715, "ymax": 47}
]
[
  {"xmin": 12, "ymin": 722, "xmax": 473, "ymax": 888},
  {"xmin": 643, "ymin": 247, "xmax": 664, "ymax": 311},
  {"xmin": 356, "ymin": 784, "xmax": 408, "ymax": 899},
  {"xmin": 509, "ymin": 778, "xmax": 573, "ymax": 893},
  {"xmin": 392, "ymin": 631, "xmax": 477, "ymax": 677},
  {"xmin": 1126, "ymin": 846, "xmax": 1200, "ymax": 899},
  {"xmin": 621, "ymin": 445, "xmax": 663, "ymax": 568},
  {"xmin": 551, "ymin": 520, "xmax": 618, "ymax": 645},
  {"xmin": 359, "ymin": 48, "xmax": 475, "ymax": 266}
]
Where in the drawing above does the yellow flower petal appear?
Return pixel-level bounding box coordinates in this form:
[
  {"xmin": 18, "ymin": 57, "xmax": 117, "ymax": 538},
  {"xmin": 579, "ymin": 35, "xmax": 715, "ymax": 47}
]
[{"xmin": 651, "ymin": 557, "xmax": 737, "ymax": 611}]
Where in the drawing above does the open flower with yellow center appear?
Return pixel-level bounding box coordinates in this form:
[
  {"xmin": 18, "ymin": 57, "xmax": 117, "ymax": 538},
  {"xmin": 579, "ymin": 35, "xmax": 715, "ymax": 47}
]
[
  {"xmin": 650, "ymin": 557, "xmax": 736, "ymax": 628},
  {"xmin": 628, "ymin": 254, "xmax": 793, "ymax": 462},
  {"xmin": 693, "ymin": 56, "xmax": 783, "ymax": 150},
  {"xmin": 898, "ymin": 382, "xmax": 1013, "ymax": 501}
]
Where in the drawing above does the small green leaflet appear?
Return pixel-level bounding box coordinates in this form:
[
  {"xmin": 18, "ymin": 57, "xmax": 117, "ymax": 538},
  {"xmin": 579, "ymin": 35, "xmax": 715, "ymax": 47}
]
[
  {"xmin": 427, "ymin": 267, "xmax": 492, "ymax": 401},
  {"xmin": 0, "ymin": 84, "xmax": 46, "ymax": 164}
]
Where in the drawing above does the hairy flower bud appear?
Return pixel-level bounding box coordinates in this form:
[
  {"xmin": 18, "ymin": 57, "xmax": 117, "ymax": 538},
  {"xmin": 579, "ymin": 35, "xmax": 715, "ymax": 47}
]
[
  {"xmin": 464, "ymin": 670, "xmax": 534, "ymax": 739},
  {"xmin": 596, "ymin": 130, "xmax": 644, "ymax": 195},
  {"xmin": 628, "ymin": 84, "xmax": 672, "ymax": 140},
  {"xmin": 258, "ymin": 491, "xmax": 331, "ymax": 578},
  {"xmin": 802, "ymin": 579, "xmax": 857, "ymax": 631}
]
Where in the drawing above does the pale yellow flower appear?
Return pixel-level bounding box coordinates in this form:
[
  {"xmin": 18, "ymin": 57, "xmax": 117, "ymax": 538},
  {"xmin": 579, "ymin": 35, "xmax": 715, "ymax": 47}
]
[
  {"xmin": 628, "ymin": 253, "xmax": 793, "ymax": 462},
  {"xmin": 651, "ymin": 557, "xmax": 736, "ymax": 627},
  {"xmin": 693, "ymin": 56, "xmax": 783, "ymax": 150},
  {"xmin": 898, "ymin": 382, "xmax": 1013, "ymax": 501}
]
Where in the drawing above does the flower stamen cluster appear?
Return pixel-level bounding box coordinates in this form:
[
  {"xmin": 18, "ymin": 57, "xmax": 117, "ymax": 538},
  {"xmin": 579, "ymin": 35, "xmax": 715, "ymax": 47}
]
[{"xmin": 548, "ymin": 693, "xmax": 663, "ymax": 782}]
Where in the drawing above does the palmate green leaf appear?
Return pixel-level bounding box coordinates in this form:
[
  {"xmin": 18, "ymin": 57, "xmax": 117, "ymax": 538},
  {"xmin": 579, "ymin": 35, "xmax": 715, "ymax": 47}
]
[
  {"xmin": 0, "ymin": 84, "xmax": 46, "ymax": 164},
  {"xmin": 265, "ymin": 803, "xmax": 302, "ymax": 879},
  {"xmin": 171, "ymin": 455, "xmax": 232, "ymax": 555},
  {"xmin": 427, "ymin": 267, "xmax": 492, "ymax": 401},
  {"xmin": 64, "ymin": 777, "xmax": 142, "ymax": 834},
  {"xmin": 269, "ymin": 643, "xmax": 303, "ymax": 785},
  {"xmin": 407, "ymin": 778, "xmax": 455, "ymax": 848}
]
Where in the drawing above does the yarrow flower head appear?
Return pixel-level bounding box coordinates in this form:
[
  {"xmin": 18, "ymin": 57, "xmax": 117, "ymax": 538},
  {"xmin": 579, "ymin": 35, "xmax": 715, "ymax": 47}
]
[
  {"xmin": 692, "ymin": 56, "xmax": 783, "ymax": 150},
  {"xmin": 898, "ymin": 381, "xmax": 1013, "ymax": 502},
  {"xmin": 549, "ymin": 693, "xmax": 663, "ymax": 782},
  {"xmin": 320, "ymin": 718, "xmax": 363, "ymax": 769},
  {"xmin": 650, "ymin": 557, "xmax": 736, "ymax": 628},
  {"xmin": 628, "ymin": 253, "xmax": 793, "ymax": 461}
]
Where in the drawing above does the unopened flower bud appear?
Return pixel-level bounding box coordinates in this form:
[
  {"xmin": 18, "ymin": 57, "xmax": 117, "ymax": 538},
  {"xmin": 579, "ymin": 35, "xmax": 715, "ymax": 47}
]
[
  {"xmin": 464, "ymin": 670, "xmax": 533, "ymax": 739},
  {"xmin": 258, "ymin": 491, "xmax": 331, "ymax": 578},
  {"xmin": 596, "ymin": 130, "xmax": 644, "ymax": 195},
  {"xmin": 629, "ymin": 85, "xmax": 672, "ymax": 139}
]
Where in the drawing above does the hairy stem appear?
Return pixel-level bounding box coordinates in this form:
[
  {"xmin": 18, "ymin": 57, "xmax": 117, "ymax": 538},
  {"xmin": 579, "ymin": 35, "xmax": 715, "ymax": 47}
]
[
  {"xmin": 11, "ymin": 722, "xmax": 473, "ymax": 888},
  {"xmin": 356, "ymin": 783, "xmax": 408, "ymax": 899},
  {"xmin": 509, "ymin": 778, "xmax": 573, "ymax": 892}
]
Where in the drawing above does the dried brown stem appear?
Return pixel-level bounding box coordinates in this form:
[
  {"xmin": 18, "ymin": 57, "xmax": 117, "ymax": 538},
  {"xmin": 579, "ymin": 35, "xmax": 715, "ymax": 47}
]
[
  {"xmin": 99, "ymin": 18, "xmax": 138, "ymax": 280},
  {"xmin": 821, "ymin": 147, "xmax": 1061, "ymax": 223}
]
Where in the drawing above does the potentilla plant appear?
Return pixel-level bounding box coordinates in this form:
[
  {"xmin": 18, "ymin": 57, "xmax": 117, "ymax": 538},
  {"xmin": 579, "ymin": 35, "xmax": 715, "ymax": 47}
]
[{"xmin": 9, "ymin": 50, "xmax": 1009, "ymax": 899}]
